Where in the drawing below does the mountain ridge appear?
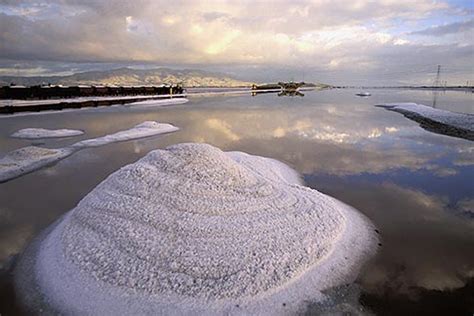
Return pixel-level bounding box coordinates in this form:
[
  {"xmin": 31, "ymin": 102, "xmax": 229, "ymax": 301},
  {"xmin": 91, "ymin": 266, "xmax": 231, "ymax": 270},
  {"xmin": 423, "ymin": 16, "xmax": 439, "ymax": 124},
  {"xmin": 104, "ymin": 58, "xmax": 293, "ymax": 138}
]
[{"xmin": 0, "ymin": 67, "xmax": 254, "ymax": 87}]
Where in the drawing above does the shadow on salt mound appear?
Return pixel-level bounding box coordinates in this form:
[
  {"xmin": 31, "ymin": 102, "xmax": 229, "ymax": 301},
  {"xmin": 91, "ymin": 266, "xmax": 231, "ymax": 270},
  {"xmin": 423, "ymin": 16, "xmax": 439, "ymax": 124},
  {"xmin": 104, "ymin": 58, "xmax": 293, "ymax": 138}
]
[
  {"xmin": 14, "ymin": 143, "xmax": 378, "ymax": 315},
  {"xmin": 11, "ymin": 128, "xmax": 84, "ymax": 139},
  {"xmin": 0, "ymin": 121, "xmax": 179, "ymax": 183}
]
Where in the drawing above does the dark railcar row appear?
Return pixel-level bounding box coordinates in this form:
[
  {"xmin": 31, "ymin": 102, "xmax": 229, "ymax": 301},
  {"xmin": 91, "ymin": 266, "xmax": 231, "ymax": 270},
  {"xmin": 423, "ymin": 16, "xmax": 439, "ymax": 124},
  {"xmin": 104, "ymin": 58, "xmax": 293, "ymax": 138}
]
[{"xmin": 0, "ymin": 85, "xmax": 185, "ymax": 100}]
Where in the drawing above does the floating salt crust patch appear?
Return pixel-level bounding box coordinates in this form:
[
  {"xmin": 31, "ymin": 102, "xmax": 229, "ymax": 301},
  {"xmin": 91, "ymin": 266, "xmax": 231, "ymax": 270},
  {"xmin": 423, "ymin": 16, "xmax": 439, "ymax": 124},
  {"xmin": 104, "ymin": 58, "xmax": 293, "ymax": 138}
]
[
  {"xmin": 126, "ymin": 98, "xmax": 189, "ymax": 107},
  {"xmin": 377, "ymin": 103, "xmax": 474, "ymax": 140},
  {"xmin": 0, "ymin": 146, "xmax": 73, "ymax": 183},
  {"xmin": 0, "ymin": 121, "xmax": 178, "ymax": 182},
  {"xmin": 11, "ymin": 128, "xmax": 84, "ymax": 139},
  {"xmin": 14, "ymin": 143, "xmax": 378, "ymax": 315}
]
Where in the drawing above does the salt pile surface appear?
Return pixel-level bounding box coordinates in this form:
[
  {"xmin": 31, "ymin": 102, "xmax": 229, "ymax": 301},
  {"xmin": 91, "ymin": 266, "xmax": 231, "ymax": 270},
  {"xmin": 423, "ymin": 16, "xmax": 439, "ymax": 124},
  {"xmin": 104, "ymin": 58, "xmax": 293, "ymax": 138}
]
[
  {"xmin": 15, "ymin": 143, "xmax": 378, "ymax": 315},
  {"xmin": 11, "ymin": 128, "xmax": 84, "ymax": 139},
  {"xmin": 0, "ymin": 121, "xmax": 178, "ymax": 182}
]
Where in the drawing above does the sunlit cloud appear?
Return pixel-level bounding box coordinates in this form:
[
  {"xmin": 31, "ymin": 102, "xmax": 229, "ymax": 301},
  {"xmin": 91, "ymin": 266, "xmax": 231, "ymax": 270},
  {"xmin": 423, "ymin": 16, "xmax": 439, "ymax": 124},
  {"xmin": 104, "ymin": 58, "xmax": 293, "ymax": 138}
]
[{"xmin": 0, "ymin": 0, "xmax": 472, "ymax": 84}]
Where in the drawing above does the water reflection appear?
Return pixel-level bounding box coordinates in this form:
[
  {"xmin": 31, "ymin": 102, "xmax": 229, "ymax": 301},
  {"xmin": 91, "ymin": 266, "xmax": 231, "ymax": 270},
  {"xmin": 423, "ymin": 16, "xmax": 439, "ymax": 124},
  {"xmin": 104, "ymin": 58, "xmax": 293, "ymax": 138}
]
[
  {"xmin": 0, "ymin": 89, "xmax": 472, "ymax": 314},
  {"xmin": 432, "ymin": 90, "xmax": 439, "ymax": 108},
  {"xmin": 307, "ymin": 176, "xmax": 474, "ymax": 314},
  {"xmin": 278, "ymin": 90, "xmax": 304, "ymax": 97},
  {"xmin": 0, "ymin": 206, "xmax": 32, "ymax": 269},
  {"xmin": 315, "ymin": 180, "xmax": 473, "ymax": 288}
]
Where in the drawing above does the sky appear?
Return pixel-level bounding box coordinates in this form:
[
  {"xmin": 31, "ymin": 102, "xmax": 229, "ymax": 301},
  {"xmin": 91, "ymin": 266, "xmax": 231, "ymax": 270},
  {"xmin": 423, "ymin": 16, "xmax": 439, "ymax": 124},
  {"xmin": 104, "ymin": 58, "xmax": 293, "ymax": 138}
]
[{"xmin": 0, "ymin": 0, "xmax": 473, "ymax": 85}]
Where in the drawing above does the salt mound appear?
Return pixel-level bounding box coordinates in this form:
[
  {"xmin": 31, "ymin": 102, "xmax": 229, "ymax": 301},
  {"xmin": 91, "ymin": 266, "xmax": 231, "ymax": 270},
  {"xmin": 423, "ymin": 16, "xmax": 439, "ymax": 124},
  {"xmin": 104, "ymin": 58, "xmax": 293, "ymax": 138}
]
[
  {"xmin": 11, "ymin": 128, "xmax": 84, "ymax": 139},
  {"xmin": 15, "ymin": 143, "xmax": 378, "ymax": 315}
]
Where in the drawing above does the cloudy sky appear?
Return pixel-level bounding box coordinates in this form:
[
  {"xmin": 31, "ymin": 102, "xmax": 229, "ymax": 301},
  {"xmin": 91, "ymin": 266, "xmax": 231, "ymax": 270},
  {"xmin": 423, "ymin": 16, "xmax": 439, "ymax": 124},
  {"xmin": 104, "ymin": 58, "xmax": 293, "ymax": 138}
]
[{"xmin": 0, "ymin": 0, "xmax": 472, "ymax": 85}]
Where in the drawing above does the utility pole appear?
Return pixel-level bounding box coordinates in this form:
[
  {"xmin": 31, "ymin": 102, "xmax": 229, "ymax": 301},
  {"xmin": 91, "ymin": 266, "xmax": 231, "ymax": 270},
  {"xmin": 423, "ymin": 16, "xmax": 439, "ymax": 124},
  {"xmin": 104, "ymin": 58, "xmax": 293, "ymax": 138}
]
[
  {"xmin": 432, "ymin": 65, "xmax": 441, "ymax": 108},
  {"xmin": 434, "ymin": 65, "xmax": 441, "ymax": 87}
]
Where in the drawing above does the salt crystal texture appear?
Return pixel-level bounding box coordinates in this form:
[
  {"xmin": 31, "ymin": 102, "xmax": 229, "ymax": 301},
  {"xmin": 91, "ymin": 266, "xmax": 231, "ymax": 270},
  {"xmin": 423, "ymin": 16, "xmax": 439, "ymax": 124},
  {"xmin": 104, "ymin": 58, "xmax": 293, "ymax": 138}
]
[
  {"xmin": 11, "ymin": 128, "xmax": 84, "ymax": 139},
  {"xmin": 0, "ymin": 146, "xmax": 73, "ymax": 183},
  {"xmin": 14, "ymin": 143, "xmax": 378, "ymax": 315}
]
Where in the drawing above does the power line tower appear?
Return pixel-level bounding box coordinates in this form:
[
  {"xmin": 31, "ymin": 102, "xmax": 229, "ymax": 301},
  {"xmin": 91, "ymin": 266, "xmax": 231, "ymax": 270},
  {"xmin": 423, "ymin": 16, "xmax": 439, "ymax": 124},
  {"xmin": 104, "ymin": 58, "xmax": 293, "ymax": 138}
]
[
  {"xmin": 434, "ymin": 65, "xmax": 441, "ymax": 87},
  {"xmin": 432, "ymin": 65, "xmax": 441, "ymax": 108}
]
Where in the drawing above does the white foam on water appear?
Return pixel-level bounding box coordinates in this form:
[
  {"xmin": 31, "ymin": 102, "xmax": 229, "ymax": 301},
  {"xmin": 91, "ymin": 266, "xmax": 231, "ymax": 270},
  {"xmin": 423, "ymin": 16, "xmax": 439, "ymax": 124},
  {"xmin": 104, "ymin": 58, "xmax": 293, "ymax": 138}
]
[
  {"xmin": 0, "ymin": 121, "xmax": 179, "ymax": 182},
  {"xmin": 11, "ymin": 128, "xmax": 84, "ymax": 139},
  {"xmin": 14, "ymin": 143, "xmax": 378, "ymax": 315}
]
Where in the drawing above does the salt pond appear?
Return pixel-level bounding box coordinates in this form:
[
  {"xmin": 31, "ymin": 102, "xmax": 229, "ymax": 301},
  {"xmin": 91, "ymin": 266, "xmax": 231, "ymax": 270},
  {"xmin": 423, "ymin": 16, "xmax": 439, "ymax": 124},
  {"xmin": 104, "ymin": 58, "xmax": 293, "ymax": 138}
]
[
  {"xmin": 0, "ymin": 88, "xmax": 473, "ymax": 314},
  {"xmin": 0, "ymin": 121, "xmax": 178, "ymax": 182}
]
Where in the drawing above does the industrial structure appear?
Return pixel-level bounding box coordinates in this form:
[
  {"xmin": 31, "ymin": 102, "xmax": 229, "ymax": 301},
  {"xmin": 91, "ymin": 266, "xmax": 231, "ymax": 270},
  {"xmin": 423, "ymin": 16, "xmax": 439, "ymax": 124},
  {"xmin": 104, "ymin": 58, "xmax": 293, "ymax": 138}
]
[{"xmin": 0, "ymin": 84, "xmax": 184, "ymax": 100}]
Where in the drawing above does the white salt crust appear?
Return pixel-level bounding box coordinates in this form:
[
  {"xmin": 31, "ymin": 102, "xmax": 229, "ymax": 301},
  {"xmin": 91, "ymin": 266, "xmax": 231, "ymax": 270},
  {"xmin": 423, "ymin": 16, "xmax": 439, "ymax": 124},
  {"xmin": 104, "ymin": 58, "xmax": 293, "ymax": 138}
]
[
  {"xmin": 14, "ymin": 143, "xmax": 378, "ymax": 315},
  {"xmin": 0, "ymin": 97, "xmax": 189, "ymax": 119},
  {"xmin": 11, "ymin": 128, "xmax": 84, "ymax": 139},
  {"xmin": 379, "ymin": 103, "xmax": 474, "ymax": 132},
  {"xmin": 0, "ymin": 146, "xmax": 73, "ymax": 183},
  {"xmin": 126, "ymin": 98, "xmax": 189, "ymax": 107},
  {"xmin": 0, "ymin": 121, "xmax": 178, "ymax": 182}
]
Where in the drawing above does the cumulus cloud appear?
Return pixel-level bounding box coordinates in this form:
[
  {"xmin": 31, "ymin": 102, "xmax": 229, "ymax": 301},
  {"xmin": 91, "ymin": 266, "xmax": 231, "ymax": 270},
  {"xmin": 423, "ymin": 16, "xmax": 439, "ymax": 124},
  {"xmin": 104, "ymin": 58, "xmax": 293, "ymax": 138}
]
[
  {"xmin": 0, "ymin": 0, "xmax": 472, "ymax": 84},
  {"xmin": 410, "ymin": 19, "xmax": 474, "ymax": 36}
]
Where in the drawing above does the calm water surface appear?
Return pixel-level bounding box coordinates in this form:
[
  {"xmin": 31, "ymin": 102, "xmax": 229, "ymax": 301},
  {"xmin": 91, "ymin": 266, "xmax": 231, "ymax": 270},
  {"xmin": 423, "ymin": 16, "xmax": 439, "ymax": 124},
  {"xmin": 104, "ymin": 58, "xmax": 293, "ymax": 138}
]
[{"xmin": 0, "ymin": 89, "xmax": 473, "ymax": 315}]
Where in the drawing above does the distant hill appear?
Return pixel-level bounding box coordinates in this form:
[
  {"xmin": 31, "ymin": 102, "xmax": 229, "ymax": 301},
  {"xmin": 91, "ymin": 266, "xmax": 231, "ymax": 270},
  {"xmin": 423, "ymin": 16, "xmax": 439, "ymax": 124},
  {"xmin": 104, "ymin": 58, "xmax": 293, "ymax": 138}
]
[{"xmin": 0, "ymin": 67, "xmax": 254, "ymax": 87}]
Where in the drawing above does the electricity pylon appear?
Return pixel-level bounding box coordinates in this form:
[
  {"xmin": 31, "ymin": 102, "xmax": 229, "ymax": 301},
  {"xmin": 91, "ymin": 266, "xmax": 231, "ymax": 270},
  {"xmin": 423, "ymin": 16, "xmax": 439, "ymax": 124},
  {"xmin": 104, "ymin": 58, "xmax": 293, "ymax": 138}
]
[{"xmin": 432, "ymin": 65, "xmax": 441, "ymax": 108}]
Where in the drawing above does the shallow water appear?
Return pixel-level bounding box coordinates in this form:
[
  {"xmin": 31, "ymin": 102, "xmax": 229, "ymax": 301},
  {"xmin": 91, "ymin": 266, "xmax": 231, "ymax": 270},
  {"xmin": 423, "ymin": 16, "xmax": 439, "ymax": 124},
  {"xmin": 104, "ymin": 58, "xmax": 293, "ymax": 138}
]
[{"xmin": 0, "ymin": 89, "xmax": 473, "ymax": 315}]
